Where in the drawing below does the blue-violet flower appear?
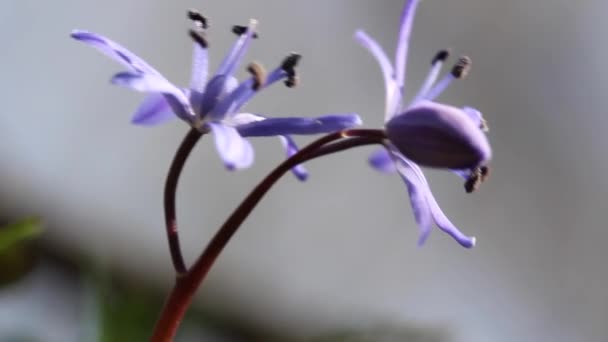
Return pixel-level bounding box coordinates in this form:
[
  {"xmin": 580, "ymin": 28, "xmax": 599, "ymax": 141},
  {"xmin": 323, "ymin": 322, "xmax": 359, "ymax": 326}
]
[
  {"xmin": 355, "ymin": 0, "xmax": 492, "ymax": 247},
  {"xmin": 71, "ymin": 10, "xmax": 361, "ymax": 179}
]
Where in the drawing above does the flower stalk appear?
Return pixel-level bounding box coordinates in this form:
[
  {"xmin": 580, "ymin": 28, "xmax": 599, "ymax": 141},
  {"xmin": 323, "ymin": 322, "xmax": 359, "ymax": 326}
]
[{"xmin": 151, "ymin": 129, "xmax": 384, "ymax": 341}]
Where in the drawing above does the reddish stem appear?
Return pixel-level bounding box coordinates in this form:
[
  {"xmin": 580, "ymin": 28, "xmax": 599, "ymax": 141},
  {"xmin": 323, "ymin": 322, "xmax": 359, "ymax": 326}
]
[
  {"xmin": 151, "ymin": 129, "xmax": 384, "ymax": 341},
  {"xmin": 164, "ymin": 128, "xmax": 203, "ymax": 274}
]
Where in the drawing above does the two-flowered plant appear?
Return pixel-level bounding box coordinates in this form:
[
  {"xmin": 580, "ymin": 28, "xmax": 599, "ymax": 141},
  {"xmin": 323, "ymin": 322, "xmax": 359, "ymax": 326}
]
[{"xmin": 72, "ymin": 1, "xmax": 492, "ymax": 340}]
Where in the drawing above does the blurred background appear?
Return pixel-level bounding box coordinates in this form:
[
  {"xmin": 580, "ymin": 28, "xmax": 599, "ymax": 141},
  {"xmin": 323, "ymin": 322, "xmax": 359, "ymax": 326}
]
[{"xmin": 1, "ymin": 0, "xmax": 606, "ymax": 341}]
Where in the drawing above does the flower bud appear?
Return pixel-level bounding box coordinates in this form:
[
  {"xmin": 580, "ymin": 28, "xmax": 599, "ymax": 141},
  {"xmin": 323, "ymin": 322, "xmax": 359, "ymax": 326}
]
[{"xmin": 385, "ymin": 101, "xmax": 491, "ymax": 169}]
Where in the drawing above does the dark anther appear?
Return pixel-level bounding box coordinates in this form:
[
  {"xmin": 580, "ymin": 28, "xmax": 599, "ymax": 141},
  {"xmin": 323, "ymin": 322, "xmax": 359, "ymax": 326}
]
[
  {"xmin": 281, "ymin": 53, "xmax": 301, "ymax": 73},
  {"xmin": 247, "ymin": 62, "xmax": 267, "ymax": 91},
  {"xmin": 480, "ymin": 165, "xmax": 490, "ymax": 182},
  {"xmin": 464, "ymin": 165, "xmax": 490, "ymax": 193},
  {"xmin": 280, "ymin": 53, "xmax": 301, "ymax": 88},
  {"xmin": 284, "ymin": 76, "xmax": 299, "ymax": 88},
  {"xmin": 232, "ymin": 25, "xmax": 259, "ymax": 38},
  {"xmin": 189, "ymin": 29, "xmax": 208, "ymax": 49},
  {"xmin": 451, "ymin": 56, "xmax": 472, "ymax": 79},
  {"xmin": 431, "ymin": 49, "xmax": 450, "ymax": 65},
  {"xmin": 464, "ymin": 177, "xmax": 479, "ymax": 194},
  {"xmin": 188, "ymin": 9, "xmax": 208, "ymax": 29}
]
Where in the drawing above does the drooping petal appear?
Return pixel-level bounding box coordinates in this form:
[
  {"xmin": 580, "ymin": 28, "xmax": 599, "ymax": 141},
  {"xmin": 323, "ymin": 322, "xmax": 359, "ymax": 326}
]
[
  {"xmin": 354, "ymin": 30, "xmax": 400, "ymax": 121},
  {"xmin": 392, "ymin": 152, "xmax": 433, "ymax": 246},
  {"xmin": 279, "ymin": 135, "xmax": 308, "ymax": 181},
  {"xmin": 394, "ymin": 0, "xmax": 421, "ymax": 90},
  {"xmin": 208, "ymin": 123, "xmax": 254, "ymax": 170},
  {"xmin": 236, "ymin": 113, "xmax": 361, "ymax": 137},
  {"xmin": 215, "ymin": 19, "xmax": 257, "ymax": 78},
  {"xmin": 426, "ymin": 192, "xmax": 476, "ymax": 248},
  {"xmin": 393, "ymin": 152, "xmax": 476, "ymax": 248},
  {"xmin": 368, "ymin": 148, "xmax": 397, "ymax": 173},
  {"xmin": 385, "ymin": 100, "xmax": 492, "ymax": 169},
  {"xmin": 71, "ymin": 30, "xmax": 161, "ymax": 76},
  {"xmin": 131, "ymin": 93, "xmax": 175, "ymax": 126}
]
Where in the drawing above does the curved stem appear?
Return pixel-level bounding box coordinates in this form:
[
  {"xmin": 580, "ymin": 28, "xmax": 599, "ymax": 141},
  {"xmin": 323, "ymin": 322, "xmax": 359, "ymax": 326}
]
[
  {"xmin": 165, "ymin": 128, "xmax": 204, "ymax": 274},
  {"xmin": 151, "ymin": 129, "xmax": 384, "ymax": 341}
]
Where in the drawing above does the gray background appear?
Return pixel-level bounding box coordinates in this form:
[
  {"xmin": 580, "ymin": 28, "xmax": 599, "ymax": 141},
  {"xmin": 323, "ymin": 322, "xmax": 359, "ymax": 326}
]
[{"xmin": 1, "ymin": 0, "xmax": 606, "ymax": 341}]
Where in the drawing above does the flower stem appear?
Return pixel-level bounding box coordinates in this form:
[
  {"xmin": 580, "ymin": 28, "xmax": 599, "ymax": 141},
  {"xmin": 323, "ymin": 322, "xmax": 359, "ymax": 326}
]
[
  {"xmin": 165, "ymin": 128, "xmax": 204, "ymax": 274},
  {"xmin": 151, "ymin": 129, "xmax": 383, "ymax": 341}
]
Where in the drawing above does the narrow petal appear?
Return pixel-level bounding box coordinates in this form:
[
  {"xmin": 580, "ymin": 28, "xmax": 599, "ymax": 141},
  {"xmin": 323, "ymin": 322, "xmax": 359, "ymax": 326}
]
[
  {"xmin": 111, "ymin": 72, "xmax": 193, "ymax": 122},
  {"xmin": 279, "ymin": 135, "xmax": 308, "ymax": 181},
  {"xmin": 394, "ymin": 0, "xmax": 421, "ymax": 90},
  {"xmin": 71, "ymin": 30, "xmax": 161, "ymax": 76},
  {"xmin": 392, "ymin": 152, "xmax": 434, "ymax": 245},
  {"xmin": 394, "ymin": 152, "xmax": 476, "ymax": 248},
  {"xmin": 354, "ymin": 30, "xmax": 400, "ymax": 121},
  {"xmin": 209, "ymin": 123, "xmax": 254, "ymax": 170},
  {"xmin": 236, "ymin": 113, "xmax": 361, "ymax": 137},
  {"xmin": 188, "ymin": 44, "xmax": 209, "ymax": 111},
  {"xmin": 368, "ymin": 148, "xmax": 397, "ymax": 173},
  {"xmin": 189, "ymin": 44, "xmax": 209, "ymax": 93},
  {"xmin": 209, "ymin": 78, "xmax": 256, "ymax": 120},
  {"xmin": 221, "ymin": 66, "xmax": 294, "ymax": 116},
  {"xmin": 198, "ymin": 75, "xmax": 239, "ymax": 117},
  {"xmin": 427, "ymin": 193, "xmax": 476, "ymax": 248},
  {"xmin": 131, "ymin": 93, "xmax": 175, "ymax": 126},
  {"xmin": 215, "ymin": 19, "xmax": 257, "ymax": 78}
]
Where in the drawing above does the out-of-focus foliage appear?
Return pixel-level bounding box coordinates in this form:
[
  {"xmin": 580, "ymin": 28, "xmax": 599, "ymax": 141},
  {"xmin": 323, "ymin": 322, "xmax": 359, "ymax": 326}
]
[
  {"xmin": 0, "ymin": 217, "xmax": 43, "ymax": 286},
  {"xmin": 0, "ymin": 217, "xmax": 43, "ymax": 252}
]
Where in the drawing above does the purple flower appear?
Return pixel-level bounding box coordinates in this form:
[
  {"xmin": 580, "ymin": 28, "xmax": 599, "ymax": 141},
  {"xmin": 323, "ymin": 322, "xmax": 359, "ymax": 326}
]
[
  {"xmin": 355, "ymin": 0, "xmax": 492, "ymax": 248},
  {"xmin": 71, "ymin": 11, "xmax": 361, "ymax": 179}
]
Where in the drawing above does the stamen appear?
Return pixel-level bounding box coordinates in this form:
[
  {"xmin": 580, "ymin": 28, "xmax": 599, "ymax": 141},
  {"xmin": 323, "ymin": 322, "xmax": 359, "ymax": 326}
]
[
  {"xmin": 189, "ymin": 29, "xmax": 208, "ymax": 49},
  {"xmin": 421, "ymin": 55, "xmax": 471, "ymax": 101},
  {"xmin": 464, "ymin": 165, "xmax": 489, "ymax": 193},
  {"xmin": 432, "ymin": 49, "xmax": 450, "ymax": 65},
  {"xmin": 187, "ymin": 9, "xmax": 208, "ymax": 29},
  {"xmin": 480, "ymin": 117, "xmax": 489, "ymax": 132},
  {"xmin": 232, "ymin": 25, "xmax": 259, "ymax": 39},
  {"xmin": 412, "ymin": 49, "xmax": 450, "ymax": 104},
  {"xmin": 451, "ymin": 56, "xmax": 471, "ymax": 79},
  {"xmin": 281, "ymin": 53, "xmax": 301, "ymax": 88},
  {"xmin": 247, "ymin": 62, "xmax": 266, "ymax": 91}
]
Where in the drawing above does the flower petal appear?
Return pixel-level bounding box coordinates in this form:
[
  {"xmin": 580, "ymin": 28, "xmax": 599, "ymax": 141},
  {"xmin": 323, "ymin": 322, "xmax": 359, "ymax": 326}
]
[
  {"xmin": 386, "ymin": 101, "xmax": 492, "ymax": 169},
  {"xmin": 198, "ymin": 75, "xmax": 239, "ymax": 117},
  {"xmin": 392, "ymin": 152, "xmax": 433, "ymax": 246},
  {"xmin": 462, "ymin": 106, "xmax": 489, "ymax": 131},
  {"xmin": 189, "ymin": 43, "xmax": 209, "ymax": 93},
  {"xmin": 71, "ymin": 30, "xmax": 161, "ymax": 76},
  {"xmin": 394, "ymin": 152, "xmax": 476, "ymax": 248},
  {"xmin": 188, "ymin": 43, "xmax": 209, "ymax": 111},
  {"xmin": 394, "ymin": 0, "xmax": 421, "ymax": 89},
  {"xmin": 279, "ymin": 135, "xmax": 308, "ymax": 181},
  {"xmin": 227, "ymin": 67, "xmax": 291, "ymax": 114},
  {"xmin": 354, "ymin": 30, "xmax": 400, "ymax": 121},
  {"xmin": 215, "ymin": 20, "xmax": 257, "ymax": 78},
  {"xmin": 209, "ymin": 78, "xmax": 256, "ymax": 120},
  {"xmin": 209, "ymin": 123, "xmax": 254, "ymax": 170},
  {"xmin": 131, "ymin": 93, "xmax": 175, "ymax": 126},
  {"xmin": 236, "ymin": 114, "xmax": 362, "ymax": 137},
  {"xmin": 111, "ymin": 72, "xmax": 193, "ymax": 122},
  {"xmin": 368, "ymin": 148, "xmax": 397, "ymax": 173}
]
